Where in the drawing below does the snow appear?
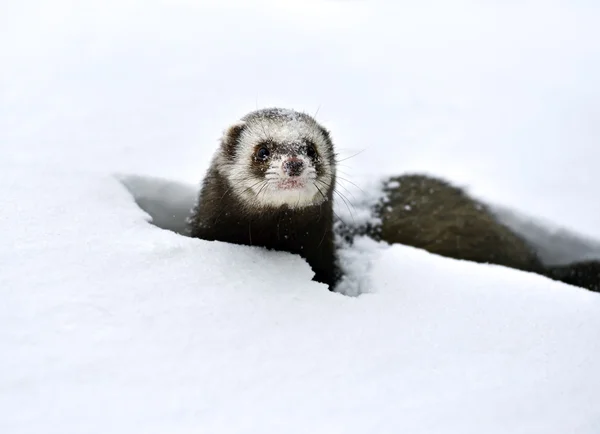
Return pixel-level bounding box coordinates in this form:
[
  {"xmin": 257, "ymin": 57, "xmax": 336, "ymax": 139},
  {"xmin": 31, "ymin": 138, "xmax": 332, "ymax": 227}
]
[{"xmin": 2, "ymin": 0, "xmax": 600, "ymax": 433}]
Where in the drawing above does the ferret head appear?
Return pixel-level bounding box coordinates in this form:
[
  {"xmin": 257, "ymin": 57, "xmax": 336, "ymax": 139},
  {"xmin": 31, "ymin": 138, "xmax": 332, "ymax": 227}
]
[{"xmin": 216, "ymin": 108, "xmax": 336, "ymax": 209}]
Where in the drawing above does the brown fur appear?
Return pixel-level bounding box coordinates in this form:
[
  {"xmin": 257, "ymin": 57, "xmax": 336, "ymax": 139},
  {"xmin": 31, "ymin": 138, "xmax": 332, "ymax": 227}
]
[{"xmin": 374, "ymin": 175, "xmax": 545, "ymax": 273}]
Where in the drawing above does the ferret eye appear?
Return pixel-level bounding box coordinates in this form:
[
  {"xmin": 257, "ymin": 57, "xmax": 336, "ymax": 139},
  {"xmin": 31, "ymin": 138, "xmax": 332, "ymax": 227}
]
[
  {"xmin": 305, "ymin": 143, "xmax": 317, "ymax": 159},
  {"xmin": 256, "ymin": 146, "xmax": 270, "ymax": 161}
]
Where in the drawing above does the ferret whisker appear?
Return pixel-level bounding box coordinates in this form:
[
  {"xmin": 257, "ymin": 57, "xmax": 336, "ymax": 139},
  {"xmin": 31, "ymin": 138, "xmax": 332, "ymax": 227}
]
[
  {"xmin": 335, "ymin": 149, "xmax": 366, "ymax": 163},
  {"xmin": 317, "ymin": 179, "xmax": 356, "ymax": 222},
  {"xmin": 313, "ymin": 104, "xmax": 321, "ymax": 120},
  {"xmin": 314, "ymin": 182, "xmax": 347, "ymax": 226},
  {"xmin": 334, "ymin": 183, "xmax": 357, "ymax": 202},
  {"xmin": 334, "ymin": 190, "xmax": 356, "ymax": 223},
  {"xmin": 335, "ymin": 176, "xmax": 365, "ymax": 193},
  {"xmin": 242, "ymin": 179, "xmax": 267, "ymax": 195},
  {"xmin": 254, "ymin": 181, "xmax": 269, "ymax": 200}
]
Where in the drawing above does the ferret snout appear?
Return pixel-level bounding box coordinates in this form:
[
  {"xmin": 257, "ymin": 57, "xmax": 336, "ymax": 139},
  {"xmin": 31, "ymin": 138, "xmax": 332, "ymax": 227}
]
[{"xmin": 282, "ymin": 158, "xmax": 304, "ymax": 177}]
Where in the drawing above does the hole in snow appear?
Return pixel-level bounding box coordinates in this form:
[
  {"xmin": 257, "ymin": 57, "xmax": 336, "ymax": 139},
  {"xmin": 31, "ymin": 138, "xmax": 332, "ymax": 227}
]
[
  {"xmin": 117, "ymin": 173, "xmax": 382, "ymax": 296},
  {"xmin": 118, "ymin": 173, "xmax": 600, "ymax": 296},
  {"xmin": 118, "ymin": 174, "xmax": 198, "ymax": 236}
]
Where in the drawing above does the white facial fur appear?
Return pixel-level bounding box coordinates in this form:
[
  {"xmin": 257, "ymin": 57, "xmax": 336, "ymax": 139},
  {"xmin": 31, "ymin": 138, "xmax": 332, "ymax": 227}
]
[{"xmin": 219, "ymin": 110, "xmax": 335, "ymax": 209}]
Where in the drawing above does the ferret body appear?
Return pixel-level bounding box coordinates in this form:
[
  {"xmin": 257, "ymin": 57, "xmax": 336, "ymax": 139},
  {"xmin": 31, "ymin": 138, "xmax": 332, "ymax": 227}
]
[{"xmin": 363, "ymin": 174, "xmax": 599, "ymax": 292}]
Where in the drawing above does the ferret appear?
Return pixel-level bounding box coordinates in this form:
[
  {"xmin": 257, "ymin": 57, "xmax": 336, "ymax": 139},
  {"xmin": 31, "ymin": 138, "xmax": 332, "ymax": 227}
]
[
  {"xmin": 187, "ymin": 108, "xmax": 599, "ymax": 293},
  {"xmin": 187, "ymin": 108, "xmax": 339, "ymax": 289}
]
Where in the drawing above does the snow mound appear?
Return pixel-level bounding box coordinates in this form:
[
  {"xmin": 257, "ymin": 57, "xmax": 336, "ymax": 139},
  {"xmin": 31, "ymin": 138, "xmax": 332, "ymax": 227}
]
[{"xmin": 2, "ymin": 166, "xmax": 599, "ymax": 433}]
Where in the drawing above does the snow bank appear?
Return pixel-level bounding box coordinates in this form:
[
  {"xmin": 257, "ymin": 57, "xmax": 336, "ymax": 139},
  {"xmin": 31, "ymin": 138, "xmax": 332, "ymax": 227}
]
[{"xmin": 3, "ymin": 165, "xmax": 600, "ymax": 434}]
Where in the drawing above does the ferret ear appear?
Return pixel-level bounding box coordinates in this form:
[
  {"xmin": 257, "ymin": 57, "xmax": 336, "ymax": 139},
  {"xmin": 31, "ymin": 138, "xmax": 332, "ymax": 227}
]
[{"xmin": 221, "ymin": 121, "xmax": 246, "ymax": 159}]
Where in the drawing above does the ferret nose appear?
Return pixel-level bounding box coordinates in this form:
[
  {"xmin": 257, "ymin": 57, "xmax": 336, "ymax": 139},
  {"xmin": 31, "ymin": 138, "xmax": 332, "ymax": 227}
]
[{"xmin": 283, "ymin": 158, "xmax": 304, "ymax": 177}]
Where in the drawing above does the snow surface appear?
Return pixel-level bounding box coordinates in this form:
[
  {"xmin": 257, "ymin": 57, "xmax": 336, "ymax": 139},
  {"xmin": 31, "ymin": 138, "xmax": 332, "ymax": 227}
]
[{"xmin": 2, "ymin": 1, "xmax": 600, "ymax": 433}]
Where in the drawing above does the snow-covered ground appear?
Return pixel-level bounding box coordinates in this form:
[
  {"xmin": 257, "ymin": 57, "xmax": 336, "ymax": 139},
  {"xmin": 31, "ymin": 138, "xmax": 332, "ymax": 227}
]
[{"xmin": 2, "ymin": 1, "xmax": 600, "ymax": 433}]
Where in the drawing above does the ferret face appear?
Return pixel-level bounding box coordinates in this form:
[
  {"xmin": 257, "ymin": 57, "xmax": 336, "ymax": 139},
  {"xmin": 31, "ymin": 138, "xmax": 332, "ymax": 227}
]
[{"xmin": 218, "ymin": 108, "xmax": 336, "ymax": 209}]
